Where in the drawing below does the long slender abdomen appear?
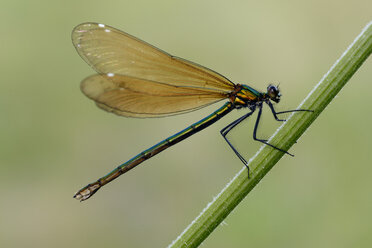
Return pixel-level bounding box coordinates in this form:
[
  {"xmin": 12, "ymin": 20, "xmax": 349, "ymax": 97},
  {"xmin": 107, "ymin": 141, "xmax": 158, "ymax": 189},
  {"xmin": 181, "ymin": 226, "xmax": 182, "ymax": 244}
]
[{"xmin": 74, "ymin": 102, "xmax": 234, "ymax": 201}]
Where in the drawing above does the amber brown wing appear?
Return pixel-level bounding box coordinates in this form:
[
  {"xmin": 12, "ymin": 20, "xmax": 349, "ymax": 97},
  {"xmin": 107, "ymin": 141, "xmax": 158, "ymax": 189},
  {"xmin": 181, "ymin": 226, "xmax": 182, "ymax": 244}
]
[
  {"xmin": 72, "ymin": 22, "xmax": 235, "ymax": 117},
  {"xmin": 72, "ymin": 22, "xmax": 235, "ymax": 92},
  {"xmin": 81, "ymin": 74, "xmax": 228, "ymax": 117}
]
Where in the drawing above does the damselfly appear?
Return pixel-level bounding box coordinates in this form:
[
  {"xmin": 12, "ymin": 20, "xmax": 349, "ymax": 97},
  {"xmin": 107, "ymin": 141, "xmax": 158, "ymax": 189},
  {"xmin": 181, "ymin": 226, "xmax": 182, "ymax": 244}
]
[{"xmin": 72, "ymin": 23, "xmax": 311, "ymax": 201}]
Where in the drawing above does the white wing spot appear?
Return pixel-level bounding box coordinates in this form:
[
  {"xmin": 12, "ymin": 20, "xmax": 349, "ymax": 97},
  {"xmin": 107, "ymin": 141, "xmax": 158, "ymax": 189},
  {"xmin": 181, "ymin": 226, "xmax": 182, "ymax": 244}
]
[
  {"xmin": 107, "ymin": 73, "xmax": 115, "ymax": 77},
  {"xmin": 98, "ymin": 23, "xmax": 105, "ymax": 28},
  {"xmin": 105, "ymin": 29, "xmax": 110, "ymax": 33}
]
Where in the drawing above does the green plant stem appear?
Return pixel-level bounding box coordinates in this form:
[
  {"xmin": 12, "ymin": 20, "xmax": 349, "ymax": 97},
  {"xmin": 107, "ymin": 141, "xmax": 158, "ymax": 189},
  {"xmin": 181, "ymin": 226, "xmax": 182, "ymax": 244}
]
[{"xmin": 168, "ymin": 21, "xmax": 372, "ymax": 248}]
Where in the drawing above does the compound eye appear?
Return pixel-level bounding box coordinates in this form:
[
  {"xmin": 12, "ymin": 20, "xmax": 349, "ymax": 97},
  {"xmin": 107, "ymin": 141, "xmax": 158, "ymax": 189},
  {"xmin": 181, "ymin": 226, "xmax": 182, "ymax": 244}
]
[{"xmin": 268, "ymin": 85, "xmax": 278, "ymax": 96}]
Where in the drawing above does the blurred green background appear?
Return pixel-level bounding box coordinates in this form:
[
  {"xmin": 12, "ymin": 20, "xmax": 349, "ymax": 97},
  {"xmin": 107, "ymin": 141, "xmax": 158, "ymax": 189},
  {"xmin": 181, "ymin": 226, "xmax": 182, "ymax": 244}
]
[{"xmin": 1, "ymin": 0, "xmax": 372, "ymax": 247}]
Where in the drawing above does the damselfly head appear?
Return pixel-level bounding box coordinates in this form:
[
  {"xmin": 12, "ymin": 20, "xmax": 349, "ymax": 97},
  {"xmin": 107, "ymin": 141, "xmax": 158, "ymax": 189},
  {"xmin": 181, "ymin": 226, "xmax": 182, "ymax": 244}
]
[{"xmin": 267, "ymin": 85, "xmax": 281, "ymax": 103}]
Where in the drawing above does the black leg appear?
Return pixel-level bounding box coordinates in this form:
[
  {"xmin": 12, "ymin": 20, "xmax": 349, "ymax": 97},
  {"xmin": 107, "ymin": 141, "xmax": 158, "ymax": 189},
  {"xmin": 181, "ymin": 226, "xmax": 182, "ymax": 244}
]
[
  {"xmin": 253, "ymin": 104, "xmax": 294, "ymax": 157},
  {"xmin": 266, "ymin": 101, "xmax": 286, "ymax": 121},
  {"xmin": 266, "ymin": 101, "xmax": 313, "ymax": 122},
  {"xmin": 220, "ymin": 110, "xmax": 255, "ymax": 137},
  {"xmin": 220, "ymin": 110, "xmax": 255, "ymax": 176}
]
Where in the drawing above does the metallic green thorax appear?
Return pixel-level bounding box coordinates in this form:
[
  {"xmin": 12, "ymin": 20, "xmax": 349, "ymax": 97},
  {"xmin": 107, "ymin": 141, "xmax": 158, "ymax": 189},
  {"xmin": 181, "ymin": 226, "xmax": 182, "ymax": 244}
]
[
  {"xmin": 241, "ymin": 85, "xmax": 262, "ymax": 98},
  {"xmin": 231, "ymin": 84, "xmax": 263, "ymax": 107}
]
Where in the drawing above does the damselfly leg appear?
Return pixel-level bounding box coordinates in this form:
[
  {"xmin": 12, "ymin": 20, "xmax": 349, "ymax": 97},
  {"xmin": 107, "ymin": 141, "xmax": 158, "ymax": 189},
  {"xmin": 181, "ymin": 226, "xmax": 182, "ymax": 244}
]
[
  {"xmin": 220, "ymin": 109, "xmax": 255, "ymax": 175},
  {"xmin": 221, "ymin": 102, "xmax": 313, "ymax": 175}
]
